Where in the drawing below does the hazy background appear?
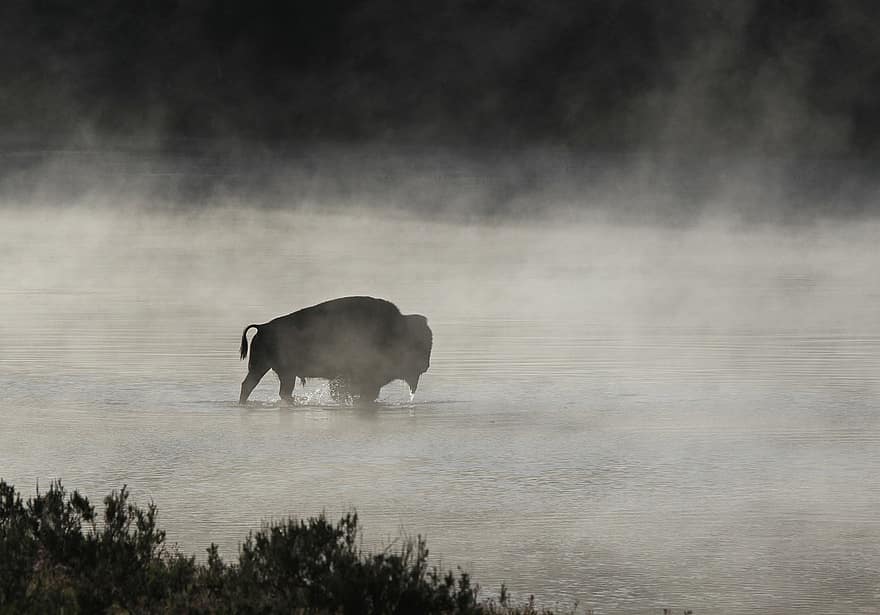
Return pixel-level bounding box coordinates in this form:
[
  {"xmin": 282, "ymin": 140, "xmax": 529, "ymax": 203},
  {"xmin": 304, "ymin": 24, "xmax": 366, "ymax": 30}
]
[
  {"xmin": 2, "ymin": 1, "xmax": 880, "ymax": 613},
  {"xmin": 2, "ymin": 1, "xmax": 880, "ymax": 222},
  {"xmin": 2, "ymin": 0, "xmax": 880, "ymax": 155}
]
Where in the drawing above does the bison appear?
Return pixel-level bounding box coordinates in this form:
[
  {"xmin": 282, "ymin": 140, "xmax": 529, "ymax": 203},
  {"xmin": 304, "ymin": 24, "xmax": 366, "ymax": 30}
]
[{"xmin": 238, "ymin": 296, "xmax": 433, "ymax": 404}]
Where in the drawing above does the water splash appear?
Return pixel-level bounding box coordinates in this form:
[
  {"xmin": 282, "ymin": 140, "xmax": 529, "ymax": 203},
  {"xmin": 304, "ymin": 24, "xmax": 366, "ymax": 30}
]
[{"xmin": 298, "ymin": 382, "xmax": 337, "ymax": 406}]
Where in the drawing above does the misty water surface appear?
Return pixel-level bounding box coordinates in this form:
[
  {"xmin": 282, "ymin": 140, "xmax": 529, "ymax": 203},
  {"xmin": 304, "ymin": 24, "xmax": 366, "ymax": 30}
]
[{"xmin": 2, "ymin": 207, "xmax": 880, "ymax": 613}]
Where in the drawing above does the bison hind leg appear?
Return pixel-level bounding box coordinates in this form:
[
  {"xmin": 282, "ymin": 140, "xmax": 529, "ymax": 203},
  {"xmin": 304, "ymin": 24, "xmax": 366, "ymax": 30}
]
[
  {"xmin": 278, "ymin": 372, "xmax": 295, "ymax": 403},
  {"xmin": 240, "ymin": 365, "xmax": 270, "ymax": 404}
]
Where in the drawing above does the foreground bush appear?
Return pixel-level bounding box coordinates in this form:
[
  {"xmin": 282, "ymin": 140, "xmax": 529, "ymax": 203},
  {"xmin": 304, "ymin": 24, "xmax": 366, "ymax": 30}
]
[{"xmin": 0, "ymin": 480, "xmax": 560, "ymax": 614}]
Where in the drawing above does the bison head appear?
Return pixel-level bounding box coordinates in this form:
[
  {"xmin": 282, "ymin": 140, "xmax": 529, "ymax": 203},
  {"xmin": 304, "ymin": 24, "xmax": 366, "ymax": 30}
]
[{"xmin": 403, "ymin": 314, "xmax": 433, "ymax": 394}]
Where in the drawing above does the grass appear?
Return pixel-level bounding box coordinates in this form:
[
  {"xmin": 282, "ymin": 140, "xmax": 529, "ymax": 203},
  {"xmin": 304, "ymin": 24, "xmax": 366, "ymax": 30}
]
[{"xmin": 0, "ymin": 479, "xmax": 591, "ymax": 614}]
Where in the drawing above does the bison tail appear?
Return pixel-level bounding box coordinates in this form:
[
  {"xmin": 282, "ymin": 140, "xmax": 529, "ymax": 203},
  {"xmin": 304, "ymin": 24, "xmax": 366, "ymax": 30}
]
[{"xmin": 240, "ymin": 324, "xmax": 259, "ymax": 360}]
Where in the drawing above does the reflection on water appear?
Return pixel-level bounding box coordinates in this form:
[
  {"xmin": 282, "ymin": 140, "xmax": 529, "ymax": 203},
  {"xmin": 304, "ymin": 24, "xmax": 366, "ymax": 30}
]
[{"xmin": 2, "ymin": 208, "xmax": 880, "ymax": 614}]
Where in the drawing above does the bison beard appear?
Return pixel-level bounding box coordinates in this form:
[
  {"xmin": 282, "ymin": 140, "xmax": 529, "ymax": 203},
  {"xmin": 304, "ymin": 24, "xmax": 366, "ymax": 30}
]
[{"xmin": 238, "ymin": 296, "xmax": 433, "ymax": 404}]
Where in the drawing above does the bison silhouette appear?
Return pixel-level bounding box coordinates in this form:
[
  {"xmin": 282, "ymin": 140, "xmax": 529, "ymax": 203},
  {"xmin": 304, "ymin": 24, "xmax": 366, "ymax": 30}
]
[{"xmin": 239, "ymin": 296, "xmax": 433, "ymax": 404}]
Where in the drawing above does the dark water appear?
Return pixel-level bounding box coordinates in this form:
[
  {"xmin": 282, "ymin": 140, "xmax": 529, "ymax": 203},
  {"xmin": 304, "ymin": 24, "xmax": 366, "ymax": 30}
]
[{"xmin": 2, "ymin": 208, "xmax": 879, "ymax": 613}]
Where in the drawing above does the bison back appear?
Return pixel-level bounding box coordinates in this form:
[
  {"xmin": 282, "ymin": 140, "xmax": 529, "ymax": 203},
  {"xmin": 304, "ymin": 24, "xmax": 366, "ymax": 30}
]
[{"xmin": 274, "ymin": 297, "xmax": 406, "ymax": 376}]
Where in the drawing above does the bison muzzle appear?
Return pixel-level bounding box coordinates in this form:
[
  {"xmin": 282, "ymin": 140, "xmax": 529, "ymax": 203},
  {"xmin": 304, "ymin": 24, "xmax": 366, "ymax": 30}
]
[{"xmin": 238, "ymin": 296, "xmax": 433, "ymax": 404}]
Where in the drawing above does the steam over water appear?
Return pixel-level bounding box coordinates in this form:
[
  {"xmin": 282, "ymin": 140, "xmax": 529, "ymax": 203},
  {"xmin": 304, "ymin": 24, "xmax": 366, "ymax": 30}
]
[{"xmin": 2, "ymin": 207, "xmax": 880, "ymax": 613}]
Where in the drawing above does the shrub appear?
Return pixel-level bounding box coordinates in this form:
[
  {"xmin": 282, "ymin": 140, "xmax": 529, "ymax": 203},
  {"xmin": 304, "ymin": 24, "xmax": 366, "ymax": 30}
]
[{"xmin": 0, "ymin": 480, "xmax": 561, "ymax": 614}]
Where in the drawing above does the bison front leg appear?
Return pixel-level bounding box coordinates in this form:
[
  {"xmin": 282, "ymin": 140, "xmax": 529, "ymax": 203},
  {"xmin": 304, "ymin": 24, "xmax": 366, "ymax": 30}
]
[
  {"xmin": 353, "ymin": 379, "xmax": 381, "ymax": 403},
  {"xmin": 360, "ymin": 384, "xmax": 381, "ymax": 403},
  {"xmin": 240, "ymin": 366, "xmax": 269, "ymax": 404}
]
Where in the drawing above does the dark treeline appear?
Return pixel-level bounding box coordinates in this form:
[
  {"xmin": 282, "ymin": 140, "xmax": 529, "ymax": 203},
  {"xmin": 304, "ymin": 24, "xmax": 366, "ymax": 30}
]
[
  {"xmin": 2, "ymin": 0, "xmax": 880, "ymax": 156},
  {"xmin": 0, "ymin": 480, "xmax": 570, "ymax": 614}
]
